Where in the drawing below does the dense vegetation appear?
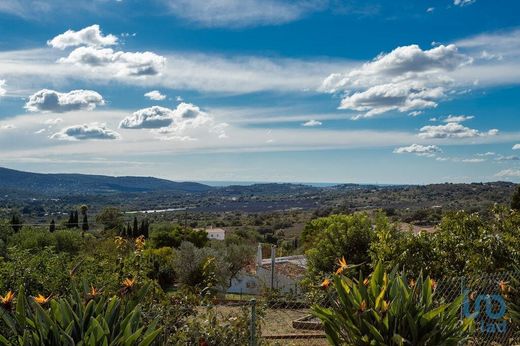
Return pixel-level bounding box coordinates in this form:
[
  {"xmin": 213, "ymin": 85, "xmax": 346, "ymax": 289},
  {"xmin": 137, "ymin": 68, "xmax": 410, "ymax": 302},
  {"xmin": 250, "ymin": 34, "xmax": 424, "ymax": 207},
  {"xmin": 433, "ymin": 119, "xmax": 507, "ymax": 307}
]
[{"xmin": 0, "ymin": 179, "xmax": 519, "ymax": 344}]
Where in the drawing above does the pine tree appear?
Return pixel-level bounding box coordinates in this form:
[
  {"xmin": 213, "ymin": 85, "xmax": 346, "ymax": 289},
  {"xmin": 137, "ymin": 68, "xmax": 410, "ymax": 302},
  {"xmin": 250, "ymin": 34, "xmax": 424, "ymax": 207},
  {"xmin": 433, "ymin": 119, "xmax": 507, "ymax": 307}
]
[
  {"xmin": 49, "ymin": 219, "xmax": 56, "ymax": 233},
  {"xmin": 74, "ymin": 211, "xmax": 80, "ymax": 228},
  {"xmin": 133, "ymin": 217, "xmax": 139, "ymax": 237},
  {"xmin": 66, "ymin": 212, "xmax": 73, "ymax": 229},
  {"xmin": 82, "ymin": 214, "xmax": 89, "ymax": 231},
  {"xmin": 10, "ymin": 214, "xmax": 22, "ymax": 233},
  {"xmin": 143, "ymin": 219, "xmax": 149, "ymax": 238},
  {"xmin": 512, "ymin": 185, "xmax": 520, "ymax": 211}
]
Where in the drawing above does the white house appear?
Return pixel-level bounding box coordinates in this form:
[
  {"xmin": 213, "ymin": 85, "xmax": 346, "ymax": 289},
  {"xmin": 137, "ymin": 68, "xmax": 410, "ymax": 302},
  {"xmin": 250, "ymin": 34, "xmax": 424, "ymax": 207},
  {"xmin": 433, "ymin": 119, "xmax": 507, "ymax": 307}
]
[
  {"xmin": 205, "ymin": 227, "xmax": 226, "ymax": 240},
  {"xmin": 227, "ymin": 244, "xmax": 307, "ymax": 295}
]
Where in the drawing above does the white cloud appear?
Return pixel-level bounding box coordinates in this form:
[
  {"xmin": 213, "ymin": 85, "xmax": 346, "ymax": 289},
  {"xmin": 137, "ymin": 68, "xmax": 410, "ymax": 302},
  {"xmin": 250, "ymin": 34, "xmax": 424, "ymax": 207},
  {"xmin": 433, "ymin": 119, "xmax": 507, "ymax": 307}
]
[
  {"xmin": 0, "ymin": 79, "xmax": 6, "ymax": 96},
  {"xmin": 513, "ymin": 144, "xmax": 520, "ymax": 150},
  {"xmin": 321, "ymin": 44, "xmax": 470, "ymax": 117},
  {"xmin": 476, "ymin": 152, "xmax": 495, "ymax": 156},
  {"xmin": 443, "ymin": 115, "xmax": 474, "ymax": 123},
  {"xmin": 0, "ymin": 47, "xmax": 351, "ymax": 95},
  {"xmin": 393, "ymin": 144, "xmax": 442, "ymax": 156},
  {"xmin": 418, "ymin": 122, "xmax": 499, "ymax": 139},
  {"xmin": 119, "ymin": 106, "xmax": 175, "ymax": 129},
  {"xmin": 0, "ymin": 124, "xmax": 15, "ymax": 130},
  {"xmin": 495, "ymin": 169, "xmax": 520, "ymax": 178},
  {"xmin": 461, "ymin": 158, "xmax": 484, "ymax": 163},
  {"xmin": 25, "ymin": 89, "xmax": 104, "ymax": 113},
  {"xmin": 453, "ymin": 0, "xmax": 475, "ymax": 6},
  {"xmin": 47, "ymin": 24, "xmax": 118, "ymax": 49},
  {"xmin": 302, "ymin": 120, "xmax": 322, "ymax": 127},
  {"xmin": 426, "ymin": 7, "xmax": 434, "ymax": 12},
  {"xmin": 345, "ymin": 82, "xmax": 445, "ymax": 119},
  {"xmin": 495, "ymin": 155, "xmax": 520, "ymax": 162},
  {"xmin": 44, "ymin": 117, "xmax": 63, "ymax": 125},
  {"xmin": 50, "ymin": 123, "xmax": 120, "ymax": 141},
  {"xmin": 160, "ymin": 0, "xmax": 326, "ymax": 28},
  {"xmin": 120, "ymin": 102, "xmax": 228, "ymax": 140},
  {"xmin": 59, "ymin": 46, "xmax": 166, "ymax": 77},
  {"xmin": 144, "ymin": 90, "xmax": 166, "ymax": 101}
]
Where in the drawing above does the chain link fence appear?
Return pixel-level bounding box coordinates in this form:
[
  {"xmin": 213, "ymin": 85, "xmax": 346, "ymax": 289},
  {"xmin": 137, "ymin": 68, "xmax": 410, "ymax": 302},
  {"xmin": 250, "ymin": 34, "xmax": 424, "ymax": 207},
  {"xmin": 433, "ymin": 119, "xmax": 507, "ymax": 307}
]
[
  {"xmin": 152, "ymin": 270, "xmax": 519, "ymax": 345},
  {"xmin": 193, "ymin": 271, "xmax": 519, "ymax": 345}
]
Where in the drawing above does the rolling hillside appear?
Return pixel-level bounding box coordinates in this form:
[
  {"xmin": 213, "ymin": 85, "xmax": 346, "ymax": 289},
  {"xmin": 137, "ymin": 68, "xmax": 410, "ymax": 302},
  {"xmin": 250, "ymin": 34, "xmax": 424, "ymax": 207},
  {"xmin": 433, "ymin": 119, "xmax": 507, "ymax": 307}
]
[{"xmin": 0, "ymin": 167, "xmax": 212, "ymax": 195}]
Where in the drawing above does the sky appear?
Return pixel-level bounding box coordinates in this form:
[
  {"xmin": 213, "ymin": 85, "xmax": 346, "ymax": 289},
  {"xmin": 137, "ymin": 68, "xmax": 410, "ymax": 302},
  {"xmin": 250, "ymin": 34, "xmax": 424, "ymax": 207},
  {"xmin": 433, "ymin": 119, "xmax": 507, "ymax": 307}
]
[{"xmin": 0, "ymin": 0, "xmax": 520, "ymax": 184}]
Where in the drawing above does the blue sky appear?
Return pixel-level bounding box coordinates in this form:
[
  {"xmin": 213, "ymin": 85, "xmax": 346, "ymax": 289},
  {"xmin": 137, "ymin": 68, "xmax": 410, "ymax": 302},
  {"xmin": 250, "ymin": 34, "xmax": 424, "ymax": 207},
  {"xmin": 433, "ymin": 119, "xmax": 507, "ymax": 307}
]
[{"xmin": 0, "ymin": 0, "xmax": 520, "ymax": 184}]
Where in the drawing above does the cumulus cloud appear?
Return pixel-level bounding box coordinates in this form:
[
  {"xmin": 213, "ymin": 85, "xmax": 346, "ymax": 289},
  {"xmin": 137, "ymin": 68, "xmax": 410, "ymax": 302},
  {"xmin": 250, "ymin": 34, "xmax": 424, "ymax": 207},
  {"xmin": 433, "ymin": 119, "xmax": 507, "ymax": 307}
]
[
  {"xmin": 144, "ymin": 90, "xmax": 166, "ymax": 101},
  {"xmin": 320, "ymin": 44, "xmax": 471, "ymax": 117},
  {"xmin": 0, "ymin": 79, "xmax": 6, "ymax": 96},
  {"xmin": 119, "ymin": 102, "xmax": 227, "ymax": 140},
  {"xmin": 25, "ymin": 89, "xmax": 104, "ymax": 113},
  {"xmin": 443, "ymin": 115, "xmax": 474, "ymax": 123},
  {"xmin": 345, "ymin": 82, "xmax": 445, "ymax": 119},
  {"xmin": 302, "ymin": 120, "xmax": 322, "ymax": 127},
  {"xmin": 513, "ymin": 144, "xmax": 520, "ymax": 150},
  {"xmin": 58, "ymin": 46, "xmax": 166, "ymax": 77},
  {"xmin": 393, "ymin": 144, "xmax": 442, "ymax": 156},
  {"xmin": 160, "ymin": 0, "xmax": 326, "ymax": 28},
  {"xmin": 119, "ymin": 106, "xmax": 175, "ymax": 129},
  {"xmin": 418, "ymin": 122, "xmax": 498, "ymax": 139},
  {"xmin": 47, "ymin": 24, "xmax": 118, "ymax": 49},
  {"xmin": 50, "ymin": 123, "xmax": 120, "ymax": 141}
]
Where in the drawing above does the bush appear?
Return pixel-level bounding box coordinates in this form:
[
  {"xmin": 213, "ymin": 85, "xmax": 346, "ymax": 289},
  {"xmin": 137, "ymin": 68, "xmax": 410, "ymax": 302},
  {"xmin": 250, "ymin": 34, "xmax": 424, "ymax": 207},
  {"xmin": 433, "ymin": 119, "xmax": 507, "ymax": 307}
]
[
  {"xmin": 313, "ymin": 262, "xmax": 474, "ymax": 346},
  {"xmin": 143, "ymin": 247, "xmax": 176, "ymax": 289},
  {"xmin": 149, "ymin": 224, "xmax": 207, "ymax": 249},
  {"xmin": 0, "ymin": 284, "xmax": 161, "ymax": 345},
  {"xmin": 0, "ymin": 247, "xmax": 71, "ymax": 295},
  {"xmin": 304, "ymin": 213, "xmax": 375, "ymax": 281},
  {"xmin": 8, "ymin": 228, "xmax": 83, "ymax": 254}
]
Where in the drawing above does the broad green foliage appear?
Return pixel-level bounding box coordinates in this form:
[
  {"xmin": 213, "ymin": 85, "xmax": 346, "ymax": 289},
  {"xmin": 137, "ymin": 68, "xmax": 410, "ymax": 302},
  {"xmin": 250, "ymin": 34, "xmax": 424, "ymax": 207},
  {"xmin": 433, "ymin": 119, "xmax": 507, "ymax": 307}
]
[
  {"xmin": 9, "ymin": 228, "xmax": 84, "ymax": 254},
  {"xmin": 96, "ymin": 207, "xmax": 125, "ymax": 232},
  {"xmin": 149, "ymin": 224, "xmax": 207, "ymax": 249},
  {"xmin": 312, "ymin": 263, "xmax": 474, "ymax": 346},
  {"xmin": 172, "ymin": 242, "xmax": 229, "ymax": 290},
  {"xmin": 0, "ymin": 247, "xmax": 70, "ymax": 295},
  {"xmin": 304, "ymin": 213, "xmax": 375, "ymax": 281},
  {"xmin": 143, "ymin": 247, "xmax": 176, "ymax": 289},
  {"xmin": 170, "ymin": 305, "xmax": 258, "ymax": 346},
  {"xmin": 0, "ymin": 284, "xmax": 161, "ymax": 346},
  {"xmin": 512, "ymin": 185, "xmax": 520, "ymax": 211}
]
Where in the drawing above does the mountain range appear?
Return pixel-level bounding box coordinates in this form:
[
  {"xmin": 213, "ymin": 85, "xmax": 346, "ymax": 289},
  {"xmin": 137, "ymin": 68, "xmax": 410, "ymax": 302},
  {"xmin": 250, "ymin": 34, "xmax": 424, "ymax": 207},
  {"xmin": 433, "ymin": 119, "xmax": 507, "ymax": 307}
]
[{"xmin": 0, "ymin": 167, "xmax": 212, "ymax": 195}]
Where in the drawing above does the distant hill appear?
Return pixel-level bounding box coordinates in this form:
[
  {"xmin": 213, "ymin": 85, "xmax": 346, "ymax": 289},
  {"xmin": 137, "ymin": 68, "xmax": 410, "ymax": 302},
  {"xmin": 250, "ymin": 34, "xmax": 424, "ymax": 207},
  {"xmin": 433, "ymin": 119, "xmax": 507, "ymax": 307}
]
[{"xmin": 0, "ymin": 167, "xmax": 212, "ymax": 195}]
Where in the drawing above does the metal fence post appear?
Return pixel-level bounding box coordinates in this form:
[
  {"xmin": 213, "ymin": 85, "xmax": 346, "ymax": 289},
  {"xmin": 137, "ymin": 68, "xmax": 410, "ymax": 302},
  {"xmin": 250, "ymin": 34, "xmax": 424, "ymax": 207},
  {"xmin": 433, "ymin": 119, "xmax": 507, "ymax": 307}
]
[{"xmin": 250, "ymin": 298, "xmax": 257, "ymax": 346}]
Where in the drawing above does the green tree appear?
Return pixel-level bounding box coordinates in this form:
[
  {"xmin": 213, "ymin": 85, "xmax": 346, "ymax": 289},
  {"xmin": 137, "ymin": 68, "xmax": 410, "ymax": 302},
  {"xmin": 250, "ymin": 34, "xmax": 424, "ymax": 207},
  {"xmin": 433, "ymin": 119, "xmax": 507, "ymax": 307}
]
[
  {"xmin": 95, "ymin": 207, "xmax": 124, "ymax": 232},
  {"xmin": 49, "ymin": 219, "xmax": 56, "ymax": 233},
  {"xmin": 82, "ymin": 214, "xmax": 89, "ymax": 232},
  {"xmin": 304, "ymin": 213, "xmax": 375, "ymax": 281},
  {"xmin": 512, "ymin": 185, "xmax": 520, "ymax": 211},
  {"xmin": 10, "ymin": 214, "xmax": 22, "ymax": 233}
]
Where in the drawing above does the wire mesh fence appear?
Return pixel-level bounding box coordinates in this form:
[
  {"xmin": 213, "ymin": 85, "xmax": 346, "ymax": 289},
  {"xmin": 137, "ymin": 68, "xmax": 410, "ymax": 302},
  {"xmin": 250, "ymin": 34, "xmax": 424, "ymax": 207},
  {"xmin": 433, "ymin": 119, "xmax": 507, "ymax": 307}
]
[{"xmin": 226, "ymin": 270, "xmax": 520, "ymax": 346}]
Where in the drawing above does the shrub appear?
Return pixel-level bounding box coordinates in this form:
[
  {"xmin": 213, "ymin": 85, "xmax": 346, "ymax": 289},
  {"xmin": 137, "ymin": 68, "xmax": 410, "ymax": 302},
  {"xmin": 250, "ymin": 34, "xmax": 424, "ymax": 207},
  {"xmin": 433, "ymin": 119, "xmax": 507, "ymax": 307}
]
[
  {"xmin": 304, "ymin": 213, "xmax": 375, "ymax": 281},
  {"xmin": 313, "ymin": 262, "xmax": 474, "ymax": 346},
  {"xmin": 0, "ymin": 283, "xmax": 161, "ymax": 345}
]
